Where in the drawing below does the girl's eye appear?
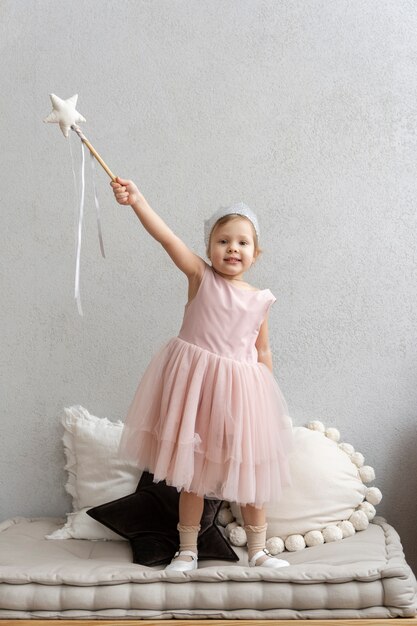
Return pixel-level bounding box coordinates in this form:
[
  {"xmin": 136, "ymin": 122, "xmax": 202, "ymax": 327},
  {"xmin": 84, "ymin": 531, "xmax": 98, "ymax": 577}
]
[{"xmin": 219, "ymin": 240, "xmax": 248, "ymax": 245}]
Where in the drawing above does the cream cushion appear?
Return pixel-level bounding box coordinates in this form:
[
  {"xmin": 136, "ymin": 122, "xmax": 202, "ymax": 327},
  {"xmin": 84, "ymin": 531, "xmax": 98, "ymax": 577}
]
[
  {"xmin": 46, "ymin": 405, "xmax": 141, "ymax": 541},
  {"xmin": 231, "ymin": 426, "xmax": 368, "ymax": 538}
]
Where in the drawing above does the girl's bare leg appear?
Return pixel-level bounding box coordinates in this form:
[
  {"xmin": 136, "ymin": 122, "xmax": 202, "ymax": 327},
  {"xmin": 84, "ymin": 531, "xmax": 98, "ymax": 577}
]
[
  {"xmin": 240, "ymin": 503, "xmax": 266, "ymax": 526},
  {"xmin": 179, "ymin": 489, "xmax": 204, "ymax": 524}
]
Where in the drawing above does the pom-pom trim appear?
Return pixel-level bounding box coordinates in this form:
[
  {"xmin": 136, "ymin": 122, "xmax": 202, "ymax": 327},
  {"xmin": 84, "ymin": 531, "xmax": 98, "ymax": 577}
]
[{"xmin": 217, "ymin": 419, "xmax": 382, "ymax": 552}]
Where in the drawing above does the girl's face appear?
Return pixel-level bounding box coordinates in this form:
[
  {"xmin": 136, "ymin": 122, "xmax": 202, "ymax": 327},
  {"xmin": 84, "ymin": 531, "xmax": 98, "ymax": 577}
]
[{"xmin": 209, "ymin": 217, "xmax": 257, "ymax": 278}]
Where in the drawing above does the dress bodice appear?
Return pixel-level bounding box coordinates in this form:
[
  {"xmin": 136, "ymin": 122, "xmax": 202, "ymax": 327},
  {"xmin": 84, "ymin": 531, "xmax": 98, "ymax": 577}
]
[{"xmin": 177, "ymin": 262, "xmax": 276, "ymax": 364}]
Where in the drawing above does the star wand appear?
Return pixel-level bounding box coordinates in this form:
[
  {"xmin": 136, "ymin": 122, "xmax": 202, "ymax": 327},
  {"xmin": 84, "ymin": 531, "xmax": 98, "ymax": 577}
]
[
  {"xmin": 43, "ymin": 93, "xmax": 117, "ymax": 180},
  {"xmin": 44, "ymin": 93, "xmax": 117, "ymax": 315}
]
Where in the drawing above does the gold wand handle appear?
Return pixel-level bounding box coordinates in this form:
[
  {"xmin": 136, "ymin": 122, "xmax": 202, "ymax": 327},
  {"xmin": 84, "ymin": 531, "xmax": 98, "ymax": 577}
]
[{"xmin": 71, "ymin": 124, "xmax": 117, "ymax": 181}]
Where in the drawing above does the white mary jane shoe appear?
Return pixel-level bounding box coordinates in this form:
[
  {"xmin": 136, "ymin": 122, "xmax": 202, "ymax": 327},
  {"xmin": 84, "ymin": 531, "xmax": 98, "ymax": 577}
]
[
  {"xmin": 249, "ymin": 548, "xmax": 290, "ymax": 569},
  {"xmin": 164, "ymin": 550, "xmax": 198, "ymax": 572}
]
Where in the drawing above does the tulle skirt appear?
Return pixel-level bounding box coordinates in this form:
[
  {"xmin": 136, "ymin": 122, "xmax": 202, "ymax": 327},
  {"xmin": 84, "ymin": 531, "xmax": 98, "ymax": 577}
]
[{"xmin": 117, "ymin": 336, "xmax": 293, "ymax": 508}]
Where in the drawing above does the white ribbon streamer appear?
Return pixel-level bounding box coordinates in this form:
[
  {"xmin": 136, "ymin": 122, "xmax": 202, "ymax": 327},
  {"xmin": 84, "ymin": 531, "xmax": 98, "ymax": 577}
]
[
  {"xmin": 74, "ymin": 140, "xmax": 86, "ymax": 316},
  {"xmin": 68, "ymin": 135, "xmax": 79, "ymax": 260},
  {"xmin": 90, "ymin": 152, "xmax": 106, "ymax": 259},
  {"xmin": 68, "ymin": 134, "xmax": 106, "ymax": 317}
]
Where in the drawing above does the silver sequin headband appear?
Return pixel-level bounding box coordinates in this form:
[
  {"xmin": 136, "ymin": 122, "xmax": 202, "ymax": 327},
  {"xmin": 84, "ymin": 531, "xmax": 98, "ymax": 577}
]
[{"xmin": 204, "ymin": 202, "xmax": 260, "ymax": 248}]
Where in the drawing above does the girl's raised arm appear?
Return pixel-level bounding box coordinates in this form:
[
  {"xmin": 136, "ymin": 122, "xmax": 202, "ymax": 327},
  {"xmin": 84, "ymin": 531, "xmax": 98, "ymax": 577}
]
[{"xmin": 111, "ymin": 177, "xmax": 203, "ymax": 278}]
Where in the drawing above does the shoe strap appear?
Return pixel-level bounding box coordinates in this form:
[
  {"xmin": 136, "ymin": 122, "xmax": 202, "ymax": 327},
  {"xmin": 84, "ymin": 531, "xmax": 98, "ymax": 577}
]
[
  {"xmin": 174, "ymin": 549, "xmax": 198, "ymax": 560},
  {"xmin": 249, "ymin": 548, "xmax": 272, "ymax": 566}
]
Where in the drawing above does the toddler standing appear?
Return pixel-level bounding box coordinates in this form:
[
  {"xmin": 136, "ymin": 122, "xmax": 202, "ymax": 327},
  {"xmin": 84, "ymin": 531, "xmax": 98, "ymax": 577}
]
[{"xmin": 111, "ymin": 177, "xmax": 293, "ymax": 571}]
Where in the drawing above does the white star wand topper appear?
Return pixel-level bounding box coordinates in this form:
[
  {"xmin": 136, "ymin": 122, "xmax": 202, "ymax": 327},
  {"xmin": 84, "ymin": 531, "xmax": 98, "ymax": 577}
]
[
  {"xmin": 44, "ymin": 93, "xmax": 118, "ymax": 316},
  {"xmin": 44, "ymin": 93, "xmax": 117, "ymax": 180}
]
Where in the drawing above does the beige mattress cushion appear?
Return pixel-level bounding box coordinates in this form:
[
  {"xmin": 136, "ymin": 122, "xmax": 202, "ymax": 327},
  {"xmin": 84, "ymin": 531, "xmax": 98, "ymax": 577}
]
[{"xmin": 0, "ymin": 515, "xmax": 415, "ymax": 619}]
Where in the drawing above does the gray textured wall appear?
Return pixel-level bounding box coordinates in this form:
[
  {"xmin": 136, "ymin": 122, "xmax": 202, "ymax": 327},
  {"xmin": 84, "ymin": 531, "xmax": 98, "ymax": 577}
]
[{"xmin": 1, "ymin": 0, "xmax": 416, "ymax": 575}]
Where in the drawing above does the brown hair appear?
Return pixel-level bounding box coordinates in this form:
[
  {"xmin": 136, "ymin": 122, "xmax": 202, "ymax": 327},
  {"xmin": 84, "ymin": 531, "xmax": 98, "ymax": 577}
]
[{"xmin": 206, "ymin": 214, "xmax": 263, "ymax": 261}]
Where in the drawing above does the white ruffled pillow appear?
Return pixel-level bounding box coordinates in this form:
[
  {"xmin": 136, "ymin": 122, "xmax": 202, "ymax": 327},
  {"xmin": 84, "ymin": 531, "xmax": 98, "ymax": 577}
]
[
  {"xmin": 46, "ymin": 405, "xmax": 142, "ymax": 541},
  {"xmin": 223, "ymin": 421, "xmax": 382, "ymax": 552}
]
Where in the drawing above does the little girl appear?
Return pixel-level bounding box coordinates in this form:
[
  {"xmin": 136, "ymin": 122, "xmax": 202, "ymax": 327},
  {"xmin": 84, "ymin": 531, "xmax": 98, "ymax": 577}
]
[{"xmin": 111, "ymin": 177, "xmax": 293, "ymax": 571}]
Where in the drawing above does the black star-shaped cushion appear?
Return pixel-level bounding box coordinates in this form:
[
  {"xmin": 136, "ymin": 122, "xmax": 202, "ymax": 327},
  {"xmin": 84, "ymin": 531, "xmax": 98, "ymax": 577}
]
[{"xmin": 87, "ymin": 471, "xmax": 239, "ymax": 566}]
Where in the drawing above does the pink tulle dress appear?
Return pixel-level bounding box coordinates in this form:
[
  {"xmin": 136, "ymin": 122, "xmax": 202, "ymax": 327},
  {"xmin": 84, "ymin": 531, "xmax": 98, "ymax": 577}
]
[{"xmin": 117, "ymin": 261, "xmax": 293, "ymax": 508}]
